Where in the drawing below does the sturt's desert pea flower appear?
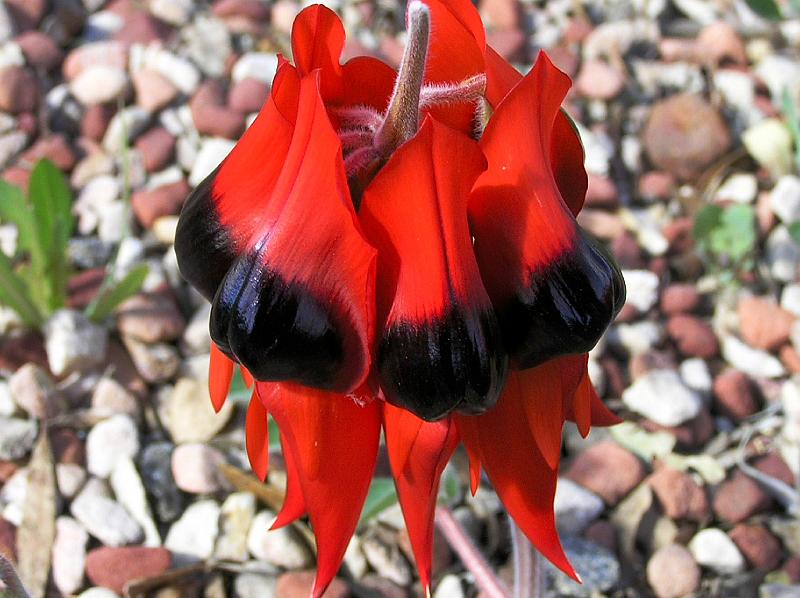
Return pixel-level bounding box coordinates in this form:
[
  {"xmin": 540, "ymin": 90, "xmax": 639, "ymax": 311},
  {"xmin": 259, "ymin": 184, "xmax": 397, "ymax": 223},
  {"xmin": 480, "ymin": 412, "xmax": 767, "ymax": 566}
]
[{"xmin": 175, "ymin": 0, "xmax": 625, "ymax": 595}]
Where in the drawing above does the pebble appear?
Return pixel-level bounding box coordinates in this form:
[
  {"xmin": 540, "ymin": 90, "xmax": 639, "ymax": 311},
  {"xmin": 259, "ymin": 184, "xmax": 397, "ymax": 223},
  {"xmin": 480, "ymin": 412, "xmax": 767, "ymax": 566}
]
[
  {"xmin": 0, "ymin": 66, "xmax": 39, "ymax": 113},
  {"xmin": 134, "ymin": 126, "xmax": 175, "ymax": 173},
  {"xmin": 575, "ymin": 59, "xmax": 625, "ymax": 100},
  {"xmin": 0, "ymin": 417, "xmax": 38, "ymax": 461},
  {"xmin": 565, "ymin": 441, "xmax": 646, "ymax": 506},
  {"xmin": 110, "ymin": 457, "xmax": 160, "ymax": 547},
  {"xmin": 666, "ymin": 314, "xmax": 719, "ymax": 358},
  {"xmin": 643, "ymin": 93, "xmax": 731, "ymax": 181},
  {"xmin": 688, "ymin": 528, "xmax": 745, "ymax": 574},
  {"xmin": 247, "ymin": 510, "xmax": 314, "ymax": 570},
  {"xmin": 234, "ymin": 572, "xmax": 279, "ymax": 598},
  {"xmin": 622, "ymin": 269, "xmax": 659, "ymax": 313},
  {"xmin": 165, "ymin": 499, "xmax": 220, "ymax": 562},
  {"xmin": 713, "ymin": 369, "xmax": 758, "ymax": 421},
  {"xmin": 215, "ymin": 492, "xmax": 256, "ymax": 561},
  {"xmin": 770, "ymin": 175, "xmax": 800, "ymax": 224},
  {"xmin": 679, "ymin": 358, "xmax": 713, "ymax": 394},
  {"xmin": 163, "ymin": 377, "xmax": 234, "ymax": 444},
  {"xmin": 102, "ymin": 106, "xmax": 151, "ymax": 153},
  {"xmin": 781, "ymin": 284, "xmax": 800, "ymax": 317},
  {"xmin": 554, "ymin": 477, "xmax": 605, "ymax": 535},
  {"xmin": 56, "ymin": 463, "xmax": 87, "ymax": 499},
  {"xmin": 123, "ymin": 336, "xmax": 181, "ymax": 383},
  {"xmin": 715, "ymin": 172, "xmax": 758, "ymax": 204},
  {"xmin": 52, "ymin": 516, "xmax": 89, "ymax": 595},
  {"xmin": 189, "ymin": 137, "xmax": 235, "ymax": 186},
  {"xmin": 78, "ymin": 589, "xmax": 120, "ymax": 598},
  {"xmin": 171, "ymin": 443, "xmax": 229, "ymax": 494},
  {"xmin": 646, "ymin": 544, "xmax": 701, "ymax": 598},
  {"xmin": 0, "ymin": 4, "xmax": 13, "ymax": 43},
  {"xmin": 149, "ymin": 0, "xmax": 194, "ymax": 25},
  {"xmin": 712, "ymin": 470, "xmax": 772, "ymax": 524},
  {"xmin": 9, "ymin": 363, "xmax": 63, "ymax": 420},
  {"xmin": 722, "ymin": 335, "xmax": 786, "ymax": 378},
  {"xmin": 15, "ymin": 31, "xmax": 62, "ymax": 71},
  {"xmin": 133, "ymin": 68, "xmax": 178, "ymax": 112},
  {"xmin": 647, "ymin": 466, "xmax": 708, "ymax": 521},
  {"xmin": 44, "ymin": 309, "xmax": 108, "ymax": 376},
  {"xmin": 148, "ymin": 48, "xmax": 201, "ymax": 95},
  {"xmin": 738, "ymin": 296, "xmax": 796, "ymax": 351},
  {"xmin": 70, "ymin": 481, "xmax": 144, "ymax": 547},
  {"xmin": 116, "ymin": 292, "xmax": 186, "ymax": 343},
  {"xmin": 138, "ymin": 442, "xmax": 184, "ymax": 523},
  {"xmin": 228, "ymin": 78, "xmax": 269, "ymax": 114},
  {"xmin": 91, "ymin": 377, "xmax": 140, "ymax": 420},
  {"xmin": 86, "ymin": 414, "xmax": 140, "ymax": 478},
  {"xmin": 729, "ymin": 523, "xmax": 782, "ymax": 571},
  {"xmin": 190, "ymin": 79, "xmax": 246, "ymax": 139},
  {"xmin": 610, "ymin": 321, "xmax": 664, "ymax": 354},
  {"xmin": 743, "ymin": 118, "xmax": 794, "ymax": 178},
  {"xmin": 70, "ymin": 65, "xmax": 128, "ymax": 105},
  {"xmin": 231, "ymin": 52, "xmax": 278, "ymax": 83},
  {"xmin": 276, "ymin": 570, "xmax": 349, "ymax": 598},
  {"xmin": 550, "ymin": 536, "xmax": 620, "ymax": 597},
  {"xmin": 660, "ymin": 283, "xmax": 701, "ymax": 315},
  {"xmin": 623, "ymin": 369, "xmax": 702, "ymax": 426},
  {"xmin": 85, "ymin": 546, "xmax": 172, "ymax": 594}
]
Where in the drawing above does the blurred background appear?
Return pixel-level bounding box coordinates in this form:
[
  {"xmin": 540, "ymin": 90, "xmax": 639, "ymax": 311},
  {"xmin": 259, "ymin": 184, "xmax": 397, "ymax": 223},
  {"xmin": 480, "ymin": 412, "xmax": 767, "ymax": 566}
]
[{"xmin": 0, "ymin": 0, "xmax": 798, "ymax": 597}]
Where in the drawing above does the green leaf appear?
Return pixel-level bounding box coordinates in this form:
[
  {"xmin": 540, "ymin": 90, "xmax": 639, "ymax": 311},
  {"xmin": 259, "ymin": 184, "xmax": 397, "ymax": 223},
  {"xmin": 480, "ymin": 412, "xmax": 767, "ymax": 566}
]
[
  {"xmin": 0, "ymin": 180, "xmax": 41, "ymax": 262},
  {"xmin": 359, "ymin": 477, "xmax": 398, "ymax": 524},
  {"xmin": 714, "ymin": 204, "xmax": 756, "ymax": 261},
  {"xmin": 782, "ymin": 87, "xmax": 800, "ymax": 170},
  {"xmin": 745, "ymin": 0, "xmax": 783, "ymax": 19},
  {"xmin": 789, "ymin": 221, "xmax": 800, "ymax": 246},
  {"xmin": 692, "ymin": 204, "xmax": 723, "ymax": 245},
  {"xmin": 84, "ymin": 264, "xmax": 148, "ymax": 322},
  {"xmin": 0, "ymin": 251, "xmax": 43, "ymax": 328}
]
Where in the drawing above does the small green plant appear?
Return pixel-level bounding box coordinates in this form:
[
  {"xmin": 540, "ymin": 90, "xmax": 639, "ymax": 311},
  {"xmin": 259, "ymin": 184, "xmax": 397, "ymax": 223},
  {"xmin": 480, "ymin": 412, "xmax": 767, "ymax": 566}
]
[
  {"xmin": 0, "ymin": 159, "xmax": 147, "ymax": 328},
  {"xmin": 692, "ymin": 203, "xmax": 758, "ymax": 280},
  {"xmin": 745, "ymin": 0, "xmax": 800, "ymax": 20}
]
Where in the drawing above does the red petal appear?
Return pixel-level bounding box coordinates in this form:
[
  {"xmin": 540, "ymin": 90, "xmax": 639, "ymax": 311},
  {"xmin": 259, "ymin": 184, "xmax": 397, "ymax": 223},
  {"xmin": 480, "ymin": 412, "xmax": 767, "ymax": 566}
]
[
  {"xmin": 271, "ymin": 431, "xmax": 307, "ymax": 529},
  {"xmin": 359, "ymin": 117, "xmax": 506, "ymax": 420},
  {"xmin": 208, "ymin": 73, "xmax": 377, "ymax": 393},
  {"xmin": 245, "ymin": 390, "xmax": 269, "ymax": 482},
  {"xmin": 589, "ymin": 383, "xmax": 623, "ymax": 427},
  {"xmin": 258, "ymin": 382, "xmax": 382, "ymax": 597},
  {"xmin": 384, "ymin": 405, "xmax": 459, "ymax": 593},
  {"xmin": 419, "ymin": 0, "xmax": 485, "ymax": 133},
  {"xmin": 291, "ymin": 5, "xmax": 345, "ymax": 100},
  {"xmin": 241, "ymin": 367, "xmax": 254, "ymax": 388},
  {"xmin": 341, "ymin": 56, "xmax": 396, "ymax": 111},
  {"xmin": 208, "ymin": 343, "xmax": 234, "ymax": 413},
  {"xmin": 551, "ymin": 110, "xmax": 588, "ymax": 217},
  {"xmin": 514, "ymin": 364, "xmax": 565, "ymax": 471},
  {"xmin": 455, "ymin": 371, "xmax": 577, "ymax": 581},
  {"xmin": 470, "ymin": 52, "xmax": 623, "ymax": 369}
]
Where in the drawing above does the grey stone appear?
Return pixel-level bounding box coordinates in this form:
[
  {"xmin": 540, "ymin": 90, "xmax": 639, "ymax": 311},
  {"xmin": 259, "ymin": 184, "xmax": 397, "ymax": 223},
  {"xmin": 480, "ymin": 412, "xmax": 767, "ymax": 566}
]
[
  {"xmin": 165, "ymin": 499, "xmax": 220, "ymax": 563},
  {"xmin": 622, "ymin": 369, "xmax": 702, "ymax": 426},
  {"xmin": 139, "ymin": 442, "xmax": 184, "ymax": 523},
  {"xmin": 555, "ymin": 478, "xmax": 605, "ymax": 535},
  {"xmin": 9, "ymin": 363, "xmax": 64, "ymax": 419},
  {"xmin": 247, "ymin": 511, "xmax": 314, "ymax": 570},
  {"xmin": 548, "ymin": 536, "xmax": 620, "ymax": 597},
  {"xmin": 44, "ymin": 310, "xmax": 108, "ymax": 376},
  {"xmin": 70, "ymin": 481, "xmax": 144, "ymax": 546},
  {"xmin": 86, "ymin": 414, "xmax": 140, "ymax": 478},
  {"xmin": 0, "ymin": 417, "xmax": 37, "ymax": 460}
]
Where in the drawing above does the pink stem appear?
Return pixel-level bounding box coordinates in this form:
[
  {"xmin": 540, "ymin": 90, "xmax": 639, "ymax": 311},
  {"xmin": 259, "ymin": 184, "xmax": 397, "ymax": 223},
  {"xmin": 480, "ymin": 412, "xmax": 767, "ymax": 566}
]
[{"xmin": 435, "ymin": 506, "xmax": 510, "ymax": 598}]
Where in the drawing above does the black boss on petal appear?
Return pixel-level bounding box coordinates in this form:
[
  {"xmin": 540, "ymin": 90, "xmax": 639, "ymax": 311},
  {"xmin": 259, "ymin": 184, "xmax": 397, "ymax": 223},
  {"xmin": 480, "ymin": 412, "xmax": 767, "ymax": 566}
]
[
  {"xmin": 378, "ymin": 305, "xmax": 509, "ymax": 421},
  {"xmin": 501, "ymin": 229, "xmax": 626, "ymax": 370}
]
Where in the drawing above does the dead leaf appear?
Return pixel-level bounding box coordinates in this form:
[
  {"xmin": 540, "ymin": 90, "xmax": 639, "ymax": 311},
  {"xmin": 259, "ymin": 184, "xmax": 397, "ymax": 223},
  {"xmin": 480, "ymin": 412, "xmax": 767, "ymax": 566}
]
[{"xmin": 16, "ymin": 429, "xmax": 57, "ymax": 598}]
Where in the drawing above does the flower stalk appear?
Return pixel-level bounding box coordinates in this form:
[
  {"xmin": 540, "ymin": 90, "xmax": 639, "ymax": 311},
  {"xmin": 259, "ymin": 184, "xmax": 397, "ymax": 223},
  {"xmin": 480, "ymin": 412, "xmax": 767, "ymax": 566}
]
[{"xmin": 510, "ymin": 518, "xmax": 544, "ymax": 598}]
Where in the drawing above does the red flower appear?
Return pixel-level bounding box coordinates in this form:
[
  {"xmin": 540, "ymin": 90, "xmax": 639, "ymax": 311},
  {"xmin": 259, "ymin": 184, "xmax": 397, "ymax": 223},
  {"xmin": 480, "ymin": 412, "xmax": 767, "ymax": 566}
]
[{"xmin": 176, "ymin": 2, "xmax": 625, "ymax": 596}]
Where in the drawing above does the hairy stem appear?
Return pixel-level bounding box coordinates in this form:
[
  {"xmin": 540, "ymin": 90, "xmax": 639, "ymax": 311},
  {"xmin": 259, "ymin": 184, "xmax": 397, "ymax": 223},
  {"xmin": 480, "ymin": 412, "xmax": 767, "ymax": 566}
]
[{"xmin": 509, "ymin": 518, "xmax": 543, "ymax": 598}]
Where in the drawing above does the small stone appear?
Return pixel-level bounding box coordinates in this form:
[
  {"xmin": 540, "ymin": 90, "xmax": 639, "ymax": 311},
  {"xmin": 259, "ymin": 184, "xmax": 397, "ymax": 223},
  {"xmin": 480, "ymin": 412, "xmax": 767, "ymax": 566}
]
[
  {"xmin": 134, "ymin": 126, "xmax": 175, "ymax": 173},
  {"xmin": 713, "ymin": 470, "xmax": 772, "ymax": 524},
  {"xmin": 565, "ymin": 441, "xmax": 646, "ymax": 506},
  {"xmin": 91, "ymin": 377, "xmax": 140, "ymax": 420},
  {"xmin": 52, "ymin": 516, "xmax": 89, "ymax": 595},
  {"xmin": 660, "ymin": 283, "xmax": 701, "ymax": 315},
  {"xmin": 666, "ymin": 314, "xmax": 719, "ymax": 358},
  {"xmin": 781, "ymin": 284, "xmax": 800, "ymax": 317},
  {"xmin": 44, "ymin": 309, "xmax": 108, "ymax": 376},
  {"xmin": 78, "ymin": 589, "xmax": 121, "ymax": 598},
  {"xmin": 622, "ymin": 269, "xmax": 659, "ymax": 313},
  {"xmin": 133, "ymin": 69, "xmax": 178, "ymax": 112},
  {"xmin": 131, "ymin": 180, "xmax": 188, "ymax": 229},
  {"xmin": 149, "ymin": 0, "xmax": 193, "ymax": 25},
  {"xmin": 716, "ymin": 172, "xmax": 758, "ymax": 204},
  {"xmin": 51, "ymin": 428, "xmax": 85, "ymax": 465},
  {"xmin": 0, "ymin": 417, "xmax": 38, "ymax": 461},
  {"xmin": 231, "ymin": 52, "xmax": 278, "ymax": 83},
  {"xmin": 766, "ymin": 225, "xmax": 800, "ymax": 283},
  {"xmin": 623, "ymin": 369, "xmax": 702, "ymax": 426},
  {"xmin": 215, "ymin": 492, "xmax": 256, "ymax": 561},
  {"xmin": 171, "ymin": 443, "xmax": 228, "ymax": 494},
  {"xmin": 648, "ymin": 465, "xmax": 708, "ymax": 521},
  {"xmin": 642, "ymin": 407, "xmax": 715, "ymax": 450},
  {"xmin": 163, "ymin": 377, "xmax": 234, "ymax": 443},
  {"xmin": 0, "ymin": 66, "xmax": 39, "ymax": 113},
  {"xmin": 729, "ymin": 524, "xmax": 782, "ymax": 571},
  {"xmin": 771, "ymin": 175, "xmax": 800, "ymax": 224},
  {"xmin": 86, "ymin": 546, "xmax": 172, "ymax": 594},
  {"xmin": 738, "ymin": 297, "xmax": 795, "ymax": 352},
  {"xmin": 696, "ymin": 22, "xmax": 746, "ymax": 66},
  {"xmin": 689, "ymin": 528, "xmax": 745, "ymax": 574},
  {"xmin": 234, "ymin": 572, "xmax": 279, "ymax": 598},
  {"xmin": 86, "ymin": 414, "xmax": 140, "ymax": 478},
  {"xmin": 575, "ymin": 59, "xmax": 625, "ymax": 100},
  {"xmin": 190, "ymin": 79, "xmax": 246, "ymax": 139},
  {"xmin": 110, "ymin": 457, "xmax": 160, "ymax": 547},
  {"xmin": 228, "ymin": 78, "xmax": 269, "ymax": 114},
  {"xmin": 139, "ymin": 442, "xmax": 184, "ymax": 523},
  {"xmin": 713, "ymin": 369, "xmax": 758, "ymax": 421},
  {"xmin": 643, "ymin": 93, "xmax": 731, "ymax": 181},
  {"xmin": 189, "ymin": 137, "xmax": 235, "ymax": 186},
  {"xmin": 9, "ymin": 363, "xmax": 63, "ymax": 420},
  {"xmin": 102, "ymin": 106, "xmax": 151, "ymax": 153},
  {"xmin": 276, "ymin": 570, "xmax": 349, "ymax": 598},
  {"xmin": 123, "ymin": 336, "xmax": 181, "ymax": 383},
  {"xmin": 165, "ymin": 499, "xmax": 220, "ymax": 562},
  {"xmin": 70, "ymin": 482, "xmax": 144, "ymax": 547},
  {"xmin": 551, "ymin": 536, "xmax": 620, "ymax": 596},
  {"xmin": 722, "ymin": 335, "xmax": 786, "ymax": 379},
  {"xmin": 116, "ymin": 292, "xmax": 186, "ymax": 343},
  {"xmin": 56, "ymin": 463, "xmax": 87, "ymax": 499},
  {"xmin": 63, "ymin": 41, "xmax": 127, "ymax": 81},
  {"xmin": 610, "ymin": 321, "xmax": 664, "ymax": 354},
  {"xmin": 15, "ymin": 31, "xmax": 62, "ymax": 71},
  {"xmin": 743, "ymin": 118, "xmax": 794, "ymax": 179},
  {"xmin": 646, "ymin": 544, "xmax": 701, "ymax": 598},
  {"xmin": 554, "ymin": 477, "xmax": 605, "ymax": 535},
  {"xmin": 248, "ymin": 510, "xmax": 314, "ymax": 569},
  {"xmin": 70, "ymin": 65, "xmax": 128, "ymax": 106},
  {"xmin": 680, "ymin": 358, "xmax": 713, "ymax": 394}
]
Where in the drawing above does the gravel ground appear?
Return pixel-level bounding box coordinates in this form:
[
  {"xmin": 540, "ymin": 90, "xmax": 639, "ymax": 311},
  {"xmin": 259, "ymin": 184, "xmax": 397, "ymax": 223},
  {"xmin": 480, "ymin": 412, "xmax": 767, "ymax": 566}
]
[{"xmin": 0, "ymin": 0, "xmax": 799, "ymax": 597}]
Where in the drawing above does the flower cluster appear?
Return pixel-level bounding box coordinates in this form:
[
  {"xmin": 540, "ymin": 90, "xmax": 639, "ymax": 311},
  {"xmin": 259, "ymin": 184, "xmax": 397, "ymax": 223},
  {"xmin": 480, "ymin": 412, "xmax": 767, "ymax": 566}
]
[{"xmin": 175, "ymin": 1, "xmax": 625, "ymax": 595}]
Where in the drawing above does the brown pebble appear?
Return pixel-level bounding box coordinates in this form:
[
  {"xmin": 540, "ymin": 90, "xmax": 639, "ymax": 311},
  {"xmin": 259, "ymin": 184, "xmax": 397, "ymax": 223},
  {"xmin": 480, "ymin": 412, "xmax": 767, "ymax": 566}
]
[
  {"xmin": 713, "ymin": 369, "xmax": 759, "ymax": 421},
  {"xmin": 565, "ymin": 441, "xmax": 646, "ymax": 506},
  {"xmin": 85, "ymin": 546, "xmax": 172, "ymax": 595},
  {"xmin": 730, "ymin": 524, "xmax": 782, "ymax": 571},
  {"xmin": 134, "ymin": 127, "xmax": 176, "ymax": 173},
  {"xmin": 738, "ymin": 297, "xmax": 796, "ymax": 351},
  {"xmin": 647, "ymin": 544, "xmax": 701, "ymax": 598},
  {"xmin": 660, "ymin": 284, "xmax": 701, "ymax": 315},
  {"xmin": 276, "ymin": 570, "xmax": 351, "ymax": 598},
  {"xmin": 648, "ymin": 465, "xmax": 709, "ymax": 522},
  {"xmin": 666, "ymin": 314, "xmax": 719, "ymax": 358},
  {"xmin": 0, "ymin": 66, "xmax": 39, "ymax": 114},
  {"xmin": 131, "ymin": 179, "xmax": 189, "ymax": 229},
  {"xmin": 713, "ymin": 470, "xmax": 772, "ymax": 524}
]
